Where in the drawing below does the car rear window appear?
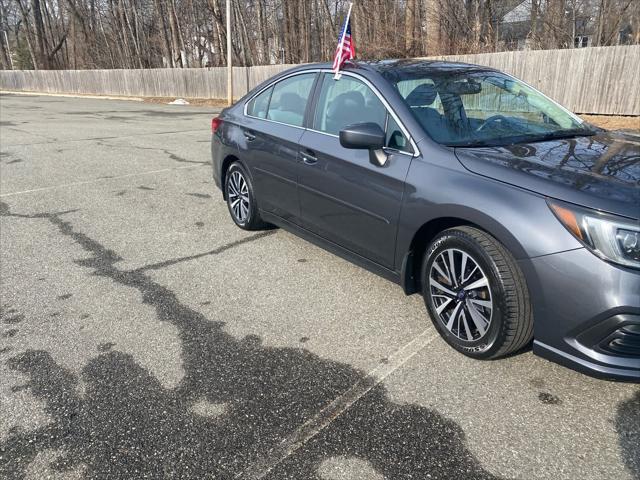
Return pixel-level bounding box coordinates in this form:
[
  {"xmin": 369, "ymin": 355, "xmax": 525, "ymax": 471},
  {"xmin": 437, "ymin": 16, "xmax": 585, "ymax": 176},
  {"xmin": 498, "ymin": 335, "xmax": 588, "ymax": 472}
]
[
  {"xmin": 265, "ymin": 73, "xmax": 316, "ymax": 127},
  {"xmin": 246, "ymin": 86, "xmax": 272, "ymax": 119}
]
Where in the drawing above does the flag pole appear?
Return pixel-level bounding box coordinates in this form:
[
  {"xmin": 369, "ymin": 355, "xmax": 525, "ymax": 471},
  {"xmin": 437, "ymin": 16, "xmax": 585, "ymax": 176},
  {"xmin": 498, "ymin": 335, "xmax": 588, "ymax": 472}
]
[{"xmin": 334, "ymin": 2, "xmax": 354, "ymax": 80}]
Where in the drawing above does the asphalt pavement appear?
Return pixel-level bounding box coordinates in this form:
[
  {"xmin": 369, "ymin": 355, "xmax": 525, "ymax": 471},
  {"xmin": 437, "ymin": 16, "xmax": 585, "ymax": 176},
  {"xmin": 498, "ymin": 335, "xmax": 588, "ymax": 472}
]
[{"xmin": 0, "ymin": 92, "xmax": 638, "ymax": 480}]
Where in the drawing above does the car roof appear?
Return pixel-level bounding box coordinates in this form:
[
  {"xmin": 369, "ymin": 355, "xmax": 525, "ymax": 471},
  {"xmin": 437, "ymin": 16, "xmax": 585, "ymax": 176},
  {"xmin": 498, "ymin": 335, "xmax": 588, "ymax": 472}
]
[{"xmin": 292, "ymin": 59, "xmax": 495, "ymax": 76}]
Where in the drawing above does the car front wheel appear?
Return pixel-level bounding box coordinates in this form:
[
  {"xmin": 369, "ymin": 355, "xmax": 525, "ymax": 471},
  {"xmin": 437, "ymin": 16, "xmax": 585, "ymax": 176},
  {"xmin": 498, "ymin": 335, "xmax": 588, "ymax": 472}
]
[{"xmin": 421, "ymin": 226, "xmax": 533, "ymax": 359}]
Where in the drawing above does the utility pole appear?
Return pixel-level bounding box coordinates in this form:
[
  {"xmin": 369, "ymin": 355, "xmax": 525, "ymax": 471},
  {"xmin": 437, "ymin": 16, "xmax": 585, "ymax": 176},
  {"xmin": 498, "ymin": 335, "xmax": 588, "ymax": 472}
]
[
  {"xmin": 3, "ymin": 31, "xmax": 14, "ymax": 69},
  {"xmin": 226, "ymin": 0, "xmax": 233, "ymax": 105}
]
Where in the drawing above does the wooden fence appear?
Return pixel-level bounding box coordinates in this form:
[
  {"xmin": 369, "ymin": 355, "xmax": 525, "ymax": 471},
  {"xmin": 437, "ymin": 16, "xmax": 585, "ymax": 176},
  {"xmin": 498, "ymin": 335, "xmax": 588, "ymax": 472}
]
[{"xmin": 1, "ymin": 45, "xmax": 638, "ymax": 115}]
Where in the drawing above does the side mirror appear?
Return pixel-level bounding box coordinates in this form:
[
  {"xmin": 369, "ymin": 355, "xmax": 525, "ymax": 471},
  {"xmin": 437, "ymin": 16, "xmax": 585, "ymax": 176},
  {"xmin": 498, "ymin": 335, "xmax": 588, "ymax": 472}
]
[
  {"xmin": 340, "ymin": 122, "xmax": 385, "ymax": 150},
  {"xmin": 339, "ymin": 122, "xmax": 388, "ymax": 167}
]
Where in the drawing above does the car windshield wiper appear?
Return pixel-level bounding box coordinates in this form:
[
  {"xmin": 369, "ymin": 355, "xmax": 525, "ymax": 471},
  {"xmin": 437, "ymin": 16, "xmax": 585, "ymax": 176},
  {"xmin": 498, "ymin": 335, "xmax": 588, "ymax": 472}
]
[
  {"xmin": 449, "ymin": 128, "xmax": 597, "ymax": 148},
  {"xmin": 448, "ymin": 139, "xmax": 502, "ymax": 148},
  {"xmin": 448, "ymin": 135, "xmax": 533, "ymax": 148},
  {"xmin": 527, "ymin": 128, "xmax": 597, "ymax": 142}
]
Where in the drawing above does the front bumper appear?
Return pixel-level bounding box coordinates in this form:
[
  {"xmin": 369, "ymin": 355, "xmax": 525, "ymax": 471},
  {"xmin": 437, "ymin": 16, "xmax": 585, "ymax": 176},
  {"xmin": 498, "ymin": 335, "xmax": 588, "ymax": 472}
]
[{"xmin": 520, "ymin": 248, "xmax": 640, "ymax": 381}]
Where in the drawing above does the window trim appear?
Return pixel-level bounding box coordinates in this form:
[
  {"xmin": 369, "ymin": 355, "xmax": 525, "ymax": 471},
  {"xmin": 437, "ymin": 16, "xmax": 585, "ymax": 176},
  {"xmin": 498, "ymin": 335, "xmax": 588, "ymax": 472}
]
[
  {"xmin": 384, "ymin": 112, "xmax": 414, "ymax": 156},
  {"xmin": 243, "ymin": 69, "xmax": 420, "ymax": 157},
  {"xmin": 246, "ymin": 85, "xmax": 274, "ymax": 120}
]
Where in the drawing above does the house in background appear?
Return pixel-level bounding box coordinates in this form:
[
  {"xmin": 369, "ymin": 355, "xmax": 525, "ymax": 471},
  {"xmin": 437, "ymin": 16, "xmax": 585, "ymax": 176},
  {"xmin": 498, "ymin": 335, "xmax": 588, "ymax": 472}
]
[{"xmin": 497, "ymin": 0, "xmax": 638, "ymax": 50}]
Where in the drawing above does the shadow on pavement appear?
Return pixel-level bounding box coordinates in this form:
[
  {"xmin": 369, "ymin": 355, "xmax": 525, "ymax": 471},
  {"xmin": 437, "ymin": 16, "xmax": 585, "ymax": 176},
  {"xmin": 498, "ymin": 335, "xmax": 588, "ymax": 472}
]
[
  {"xmin": 0, "ymin": 201, "xmax": 501, "ymax": 479},
  {"xmin": 616, "ymin": 391, "xmax": 640, "ymax": 480}
]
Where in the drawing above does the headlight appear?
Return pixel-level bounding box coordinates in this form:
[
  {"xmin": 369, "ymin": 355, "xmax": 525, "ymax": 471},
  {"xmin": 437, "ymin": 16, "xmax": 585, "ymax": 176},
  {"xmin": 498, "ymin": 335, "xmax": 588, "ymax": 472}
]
[{"xmin": 548, "ymin": 200, "xmax": 640, "ymax": 269}]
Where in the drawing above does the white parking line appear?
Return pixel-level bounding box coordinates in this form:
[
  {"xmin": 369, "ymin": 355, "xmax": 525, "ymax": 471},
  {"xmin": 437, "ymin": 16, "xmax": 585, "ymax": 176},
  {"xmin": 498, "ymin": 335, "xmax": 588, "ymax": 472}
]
[
  {"xmin": 2, "ymin": 128, "xmax": 207, "ymax": 147},
  {"xmin": 1, "ymin": 90, "xmax": 145, "ymax": 101},
  {"xmin": 237, "ymin": 328, "xmax": 439, "ymax": 480},
  {"xmin": 0, "ymin": 164, "xmax": 206, "ymax": 197}
]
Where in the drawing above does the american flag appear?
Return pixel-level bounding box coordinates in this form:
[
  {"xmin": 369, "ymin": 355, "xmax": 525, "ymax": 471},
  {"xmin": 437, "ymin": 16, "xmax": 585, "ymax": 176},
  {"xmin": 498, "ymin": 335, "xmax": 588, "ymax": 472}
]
[{"xmin": 332, "ymin": 10, "xmax": 355, "ymax": 75}]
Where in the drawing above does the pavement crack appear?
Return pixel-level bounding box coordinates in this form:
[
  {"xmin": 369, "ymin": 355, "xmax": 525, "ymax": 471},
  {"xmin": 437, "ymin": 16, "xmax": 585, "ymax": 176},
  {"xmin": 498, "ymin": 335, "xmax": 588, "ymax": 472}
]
[
  {"xmin": 104, "ymin": 140, "xmax": 210, "ymax": 165},
  {"xmin": 131, "ymin": 231, "xmax": 277, "ymax": 273}
]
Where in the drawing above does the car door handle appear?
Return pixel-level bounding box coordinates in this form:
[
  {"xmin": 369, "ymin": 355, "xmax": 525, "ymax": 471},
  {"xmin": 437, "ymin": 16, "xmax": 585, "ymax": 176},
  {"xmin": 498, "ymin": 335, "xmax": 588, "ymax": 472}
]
[
  {"xmin": 301, "ymin": 150, "xmax": 318, "ymax": 165},
  {"xmin": 244, "ymin": 131, "xmax": 256, "ymax": 141}
]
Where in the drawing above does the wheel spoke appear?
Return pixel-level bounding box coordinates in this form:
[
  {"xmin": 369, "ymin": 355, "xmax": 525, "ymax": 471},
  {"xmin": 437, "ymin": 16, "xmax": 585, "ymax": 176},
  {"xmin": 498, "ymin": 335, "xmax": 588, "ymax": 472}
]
[
  {"xmin": 466, "ymin": 276, "xmax": 488, "ymax": 291},
  {"xmin": 432, "ymin": 260, "xmax": 452, "ymax": 286},
  {"xmin": 228, "ymin": 178, "xmax": 238, "ymax": 196},
  {"xmin": 234, "ymin": 173, "xmax": 242, "ymax": 193},
  {"xmin": 429, "ymin": 278, "xmax": 456, "ymax": 298},
  {"xmin": 447, "ymin": 249, "xmax": 458, "ymax": 287},
  {"xmin": 466, "ymin": 302, "xmax": 489, "ymax": 336},
  {"xmin": 445, "ymin": 302, "xmax": 463, "ymax": 331},
  {"xmin": 460, "ymin": 252, "xmax": 468, "ymax": 282},
  {"xmin": 436, "ymin": 297, "xmax": 453, "ymax": 315},
  {"xmin": 462, "ymin": 265, "xmax": 478, "ymax": 284},
  {"xmin": 455, "ymin": 305, "xmax": 463, "ymax": 335},
  {"xmin": 469, "ymin": 298, "xmax": 492, "ymax": 309},
  {"xmin": 461, "ymin": 310, "xmax": 473, "ymax": 340}
]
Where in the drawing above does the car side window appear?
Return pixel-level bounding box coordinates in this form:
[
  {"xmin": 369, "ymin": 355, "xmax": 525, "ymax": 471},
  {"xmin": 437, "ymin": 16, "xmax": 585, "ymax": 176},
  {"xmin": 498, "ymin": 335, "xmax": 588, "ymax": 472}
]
[
  {"xmin": 313, "ymin": 74, "xmax": 413, "ymax": 154},
  {"xmin": 246, "ymin": 86, "xmax": 273, "ymax": 119},
  {"xmin": 313, "ymin": 74, "xmax": 387, "ymax": 136},
  {"xmin": 385, "ymin": 114, "xmax": 413, "ymax": 154},
  {"xmin": 265, "ymin": 73, "xmax": 316, "ymax": 127}
]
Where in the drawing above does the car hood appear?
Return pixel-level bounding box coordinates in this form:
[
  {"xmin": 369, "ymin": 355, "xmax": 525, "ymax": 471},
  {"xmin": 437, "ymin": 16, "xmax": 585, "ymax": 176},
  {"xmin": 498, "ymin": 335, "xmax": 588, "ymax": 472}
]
[{"xmin": 454, "ymin": 130, "xmax": 640, "ymax": 220}]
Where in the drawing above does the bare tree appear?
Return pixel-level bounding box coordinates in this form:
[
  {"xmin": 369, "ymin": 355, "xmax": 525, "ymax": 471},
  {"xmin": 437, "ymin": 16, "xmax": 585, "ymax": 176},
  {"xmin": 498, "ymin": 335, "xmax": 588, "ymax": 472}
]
[{"xmin": 1, "ymin": 0, "xmax": 638, "ymax": 70}]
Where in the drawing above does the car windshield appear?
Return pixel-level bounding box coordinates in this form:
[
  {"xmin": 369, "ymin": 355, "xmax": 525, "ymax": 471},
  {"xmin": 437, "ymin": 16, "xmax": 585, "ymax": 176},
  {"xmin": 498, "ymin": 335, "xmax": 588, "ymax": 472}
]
[{"xmin": 388, "ymin": 69, "xmax": 595, "ymax": 147}]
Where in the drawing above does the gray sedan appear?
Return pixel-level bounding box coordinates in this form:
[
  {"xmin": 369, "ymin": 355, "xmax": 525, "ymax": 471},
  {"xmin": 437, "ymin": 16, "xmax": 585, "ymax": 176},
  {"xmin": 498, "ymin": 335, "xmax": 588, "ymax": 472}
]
[{"xmin": 211, "ymin": 60, "xmax": 640, "ymax": 381}]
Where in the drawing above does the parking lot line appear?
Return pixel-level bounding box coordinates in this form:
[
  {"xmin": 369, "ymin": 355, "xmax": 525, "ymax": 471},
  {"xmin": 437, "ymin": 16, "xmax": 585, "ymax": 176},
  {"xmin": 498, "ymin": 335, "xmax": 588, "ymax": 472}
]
[
  {"xmin": 0, "ymin": 164, "xmax": 206, "ymax": 197},
  {"xmin": 238, "ymin": 329, "xmax": 440, "ymax": 480},
  {"xmin": 3, "ymin": 128, "xmax": 208, "ymax": 148}
]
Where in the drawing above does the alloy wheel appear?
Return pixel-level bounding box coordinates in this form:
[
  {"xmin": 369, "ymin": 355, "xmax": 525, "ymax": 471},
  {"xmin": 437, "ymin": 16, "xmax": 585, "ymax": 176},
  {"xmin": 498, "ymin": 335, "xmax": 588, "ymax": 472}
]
[
  {"xmin": 227, "ymin": 170, "xmax": 250, "ymax": 223},
  {"xmin": 429, "ymin": 248, "xmax": 493, "ymax": 342}
]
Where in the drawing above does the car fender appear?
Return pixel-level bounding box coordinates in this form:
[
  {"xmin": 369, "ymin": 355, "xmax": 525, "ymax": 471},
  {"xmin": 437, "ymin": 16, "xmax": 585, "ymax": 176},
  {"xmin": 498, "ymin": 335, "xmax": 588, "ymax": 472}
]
[{"xmin": 395, "ymin": 156, "xmax": 584, "ymax": 274}]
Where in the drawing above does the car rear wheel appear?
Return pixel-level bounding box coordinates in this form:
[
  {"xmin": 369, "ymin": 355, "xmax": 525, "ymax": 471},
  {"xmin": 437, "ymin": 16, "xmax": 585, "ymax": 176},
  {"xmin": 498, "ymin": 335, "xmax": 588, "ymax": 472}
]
[
  {"xmin": 421, "ymin": 226, "xmax": 533, "ymax": 359},
  {"xmin": 225, "ymin": 162, "xmax": 269, "ymax": 230}
]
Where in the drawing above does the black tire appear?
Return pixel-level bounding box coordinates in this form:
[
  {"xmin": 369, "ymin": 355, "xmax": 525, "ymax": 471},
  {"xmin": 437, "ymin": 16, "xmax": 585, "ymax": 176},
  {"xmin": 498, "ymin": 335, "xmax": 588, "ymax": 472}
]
[
  {"xmin": 225, "ymin": 162, "xmax": 270, "ymax": 231},
  {"xmin": 421, "ymin": 226, "xmax": 533, "ymax": 359}
]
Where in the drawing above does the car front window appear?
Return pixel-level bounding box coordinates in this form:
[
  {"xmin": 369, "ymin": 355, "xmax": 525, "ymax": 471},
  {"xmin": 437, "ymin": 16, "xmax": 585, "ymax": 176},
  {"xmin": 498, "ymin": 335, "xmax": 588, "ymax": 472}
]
[
  {"xmin": 313, "ymin": 73, "xmax": 413, "ymax": 153},
  {"xmin": 391, "ymin": 70, "xmax": 594, "ymax": 147},
  {"xmin": 313, "ymin": 74, "xmax": 387, "ymax": 135}
]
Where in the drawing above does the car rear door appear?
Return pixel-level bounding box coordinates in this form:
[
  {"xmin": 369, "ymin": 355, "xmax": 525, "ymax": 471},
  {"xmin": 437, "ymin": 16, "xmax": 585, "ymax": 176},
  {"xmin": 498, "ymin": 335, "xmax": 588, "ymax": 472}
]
[
  {"xmin": 297, "ymin": 72, "xmax": 415, "ymax": 269},
  {"xmin": 241, "ymin": 72, "xmax": 318, "ymax": 223}
]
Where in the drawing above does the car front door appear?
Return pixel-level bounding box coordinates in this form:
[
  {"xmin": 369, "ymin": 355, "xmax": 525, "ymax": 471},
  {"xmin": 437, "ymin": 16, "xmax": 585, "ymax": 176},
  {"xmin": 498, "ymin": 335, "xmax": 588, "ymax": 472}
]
[
  {"xmin": 242, "ymin": 72, "xmax": 317, "ymax": 223},
  {"xmin": 297, "ymin": 73, "xmax": 415, "ymax": 269}
]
